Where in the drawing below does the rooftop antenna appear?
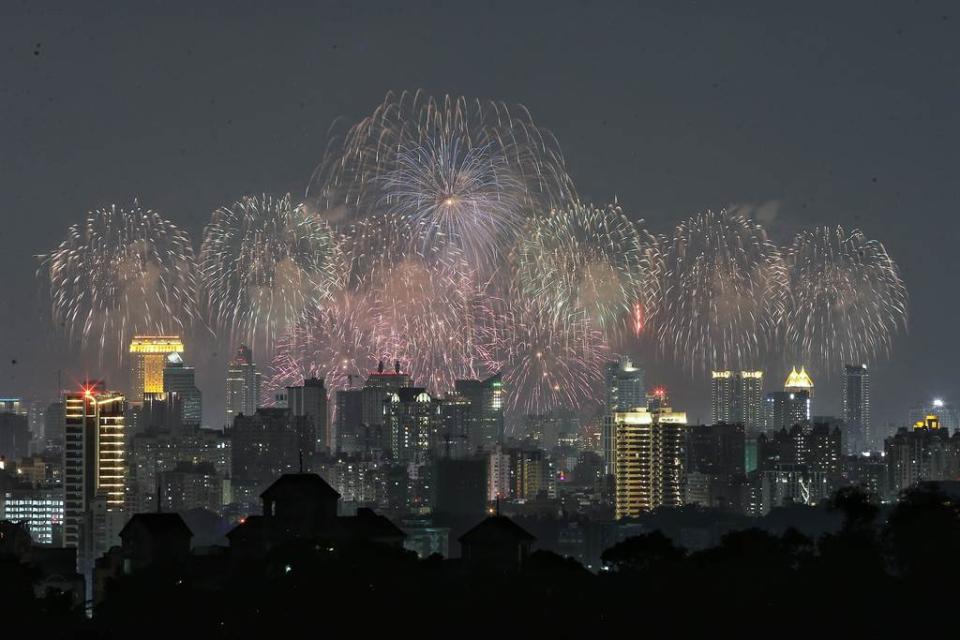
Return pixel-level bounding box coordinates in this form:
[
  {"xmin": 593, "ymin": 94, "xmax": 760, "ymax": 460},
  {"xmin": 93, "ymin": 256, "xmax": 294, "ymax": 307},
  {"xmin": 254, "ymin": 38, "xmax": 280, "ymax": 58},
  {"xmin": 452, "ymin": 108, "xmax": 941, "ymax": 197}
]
[
  {"xmin": 156, "ymin": 481, "xmax": 162, "ymax": 513},
  {"xmin": 298, "ymin": 449, "xmax": 303, "ymax": 473},
  {"xmin": 495, "ymin": 495, "xmax": 500, "ymax": 517},
  {"xmin": 394, "ymin": 360, "xmax": 401, "ymax": 374}
]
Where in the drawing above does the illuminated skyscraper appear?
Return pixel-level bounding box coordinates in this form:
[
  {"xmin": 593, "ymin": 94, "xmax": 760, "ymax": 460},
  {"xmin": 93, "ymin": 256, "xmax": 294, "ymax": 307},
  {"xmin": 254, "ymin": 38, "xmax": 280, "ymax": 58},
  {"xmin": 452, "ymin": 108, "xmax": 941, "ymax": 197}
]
[
  {"xmin": 226, "ymin": 345, "xmax": 261, "ymax": 423},
  {"xmin": 62, "ymin": 382, "xmax": 126, "ymax": 551},
  {"xmin": 162, "ymin": 352, "xmax": 202, "ymax": 426},
  {"xmin": 614, "ymin": 406, "xmax": 687, "ymax": 518},
  {"xmin": 841, "ymin": 364, "xmax": 871, "ymax": 451},
  {"xmin": 129, "ymin": 336, "xmax": 184, "ymax": 403},
  {"xmin": 711, "ymin": 370, "xmax": 764, "ymax": 432}
]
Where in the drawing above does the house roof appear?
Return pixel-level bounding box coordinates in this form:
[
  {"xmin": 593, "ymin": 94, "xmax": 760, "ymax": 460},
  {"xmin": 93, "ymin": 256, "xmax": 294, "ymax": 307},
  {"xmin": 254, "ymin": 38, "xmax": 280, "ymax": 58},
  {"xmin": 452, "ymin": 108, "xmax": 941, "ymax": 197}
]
[
  {"xmin": 458, "ymin": 516, "xmax": 536, "ymax": 545},
  {"xmin": 260, "ymin": 473, "xmax": 341, "ymax": 500},
  {"xmin": 338, "ymin": 508, "xmax": 406, "ymax": 540},
  {"xmin": 119, "ymin": 513, "xmax": 192, "ymax": 539}
]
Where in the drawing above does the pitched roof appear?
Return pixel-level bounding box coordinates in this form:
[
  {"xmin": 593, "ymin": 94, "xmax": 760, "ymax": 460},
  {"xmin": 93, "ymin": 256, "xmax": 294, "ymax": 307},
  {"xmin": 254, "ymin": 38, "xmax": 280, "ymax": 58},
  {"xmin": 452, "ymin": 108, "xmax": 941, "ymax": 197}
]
[
  {"xmin": 458, "ymin": 516, "xmax": 536, "ymax": 545},
  {"xmin": 338, "ymin": 508, "xmax": 406, "ymax": 540},
  {"xmin": 260, "ymin": 473, "xmax": 341, "ymax": 500},
  {"xmin": 120, "ymin": 513, "xmax": 192, "ymax": 539}
]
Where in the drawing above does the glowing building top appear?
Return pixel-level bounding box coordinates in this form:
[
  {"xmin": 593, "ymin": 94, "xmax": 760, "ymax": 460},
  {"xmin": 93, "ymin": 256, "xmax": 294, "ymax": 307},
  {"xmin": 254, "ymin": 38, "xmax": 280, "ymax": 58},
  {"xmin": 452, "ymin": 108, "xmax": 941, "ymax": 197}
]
[
  {"xmin": 784, "ymin": 366, "xmax": 814, "ymax": 396},
  {"xmin": 129, "ymin": 336, "xmax": 184, "ymax": 402}
]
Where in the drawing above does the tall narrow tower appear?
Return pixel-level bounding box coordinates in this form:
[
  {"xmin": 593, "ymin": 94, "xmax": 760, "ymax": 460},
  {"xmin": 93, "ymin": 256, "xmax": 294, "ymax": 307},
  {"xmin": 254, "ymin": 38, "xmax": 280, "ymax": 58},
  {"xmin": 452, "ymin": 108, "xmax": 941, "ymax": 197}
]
[{"xmin": 842, "ymin": 364, "xmax": 871, "ymax": 450}]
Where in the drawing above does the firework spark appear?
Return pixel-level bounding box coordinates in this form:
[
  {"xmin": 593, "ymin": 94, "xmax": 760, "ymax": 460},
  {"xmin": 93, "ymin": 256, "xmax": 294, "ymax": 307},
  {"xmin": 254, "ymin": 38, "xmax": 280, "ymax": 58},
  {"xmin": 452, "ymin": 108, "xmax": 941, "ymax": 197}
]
[
  {"xmin": 199, "ymin": 194, "xmax": 344, "ymax": 354},
  {"xmin": 38, "ymin": 202, "xmax": 198, "ymax": 360},
  {"xmin": 785, "ymin": 226, "xmax": 907, "ymax": 371},
  {"xmin": 660, "ymin": 210, "xmax": 788, "ymax": 371}
]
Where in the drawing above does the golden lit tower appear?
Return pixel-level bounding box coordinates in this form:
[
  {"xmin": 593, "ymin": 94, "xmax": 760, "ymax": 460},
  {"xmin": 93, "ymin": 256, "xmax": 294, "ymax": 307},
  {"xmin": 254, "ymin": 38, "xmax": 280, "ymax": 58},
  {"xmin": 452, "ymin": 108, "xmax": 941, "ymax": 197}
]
[
  {"xmin": 614, "ymin": 406, "xmax": 687, "ymax": 519},
  {"xmin": 784, "ymin": 366, "xmax": 815, "ymax": 397},
  {"xmin": 129, "ymin": 336, "xmax": 184, "ymax": 403}
]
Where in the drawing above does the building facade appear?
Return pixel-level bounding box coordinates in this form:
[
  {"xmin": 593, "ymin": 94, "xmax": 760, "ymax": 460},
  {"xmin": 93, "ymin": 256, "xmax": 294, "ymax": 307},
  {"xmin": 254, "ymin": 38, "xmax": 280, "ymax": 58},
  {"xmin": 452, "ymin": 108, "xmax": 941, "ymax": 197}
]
[
  {"xmin": 128, "ymin": 336, "xmax": 184, "ymax": 403},
  {"xmin": 614, "ymin": 407, "xmax": 687, "ymax": 518}
]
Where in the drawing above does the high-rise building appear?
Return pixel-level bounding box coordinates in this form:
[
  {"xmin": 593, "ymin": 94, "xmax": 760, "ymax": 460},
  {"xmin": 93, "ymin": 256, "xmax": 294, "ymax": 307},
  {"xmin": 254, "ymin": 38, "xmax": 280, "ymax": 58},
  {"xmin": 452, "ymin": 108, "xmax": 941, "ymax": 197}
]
[
  {"xmin": 62, "ymin": 383, "xmax": 125, "ymax": 551},
  {"xmin": 842, "ymin": 364, "xmax": 871, "ymax": 451},
  {"xmin": 288, "ymin": 378, "xmax": 329, "ymax": 453},
  {"xmin": 602, "ymin": 359, "xmax": 645, "ymax": 476},
  {"xmin": 763, "ymin": 391, "xmax": 811, "ymax": 431},
  {"xmin": 128, "ymin": 336, "xmax": 184, "ymax": 403},
  {"xmin": 385, "ymin": 388, "xmax": 440, "ymax": 464},
  {"xmin": 0, "ymin": 487, "xmax": 63, "ymax": 545},
  {"xmin": 437, "ymin": 393, "xmax": 472, "ymax": 459},
  {"xmin": 0, "ymin": 404, "xmax": 30, "ymax": 462},
  {"xmin": 162, "ymin": 352, "xmax": 202, "ymax": 426},
  {"xmin": 605, "ymin": 358, "xmax": 645, "ymax": 412},
  {"xmin": 455, "ymin": 373, "xmax": 504, "ymax": 452},
  {"xmin": 614, "ymin": 406, "xmax": 687, "ymax": 518},
  {"xmin": 356, "ymin": 361, "xmax": 413, "ymax": 455},
  {"xmin": 711, "ymin": 371, "xmax": 764, "ymax": 432},
  {"xmin": 335, "ymin": 388, "xmax": 364, "ymax": 455},
  {"xmin": 231, "ymin": 408, "xmax": 316, "ymax": 494},
  {"xmin": 226, "ymin": 345, "xmax": 261, "ymax": 423}
]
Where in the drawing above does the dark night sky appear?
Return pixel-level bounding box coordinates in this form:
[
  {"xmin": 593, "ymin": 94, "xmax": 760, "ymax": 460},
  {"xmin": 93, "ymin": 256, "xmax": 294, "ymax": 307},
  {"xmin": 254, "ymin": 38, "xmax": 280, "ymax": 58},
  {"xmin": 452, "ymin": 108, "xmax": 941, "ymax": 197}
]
[{"xmin": 1, "ymin": 1, "xmax": 957, "ymax": 428}]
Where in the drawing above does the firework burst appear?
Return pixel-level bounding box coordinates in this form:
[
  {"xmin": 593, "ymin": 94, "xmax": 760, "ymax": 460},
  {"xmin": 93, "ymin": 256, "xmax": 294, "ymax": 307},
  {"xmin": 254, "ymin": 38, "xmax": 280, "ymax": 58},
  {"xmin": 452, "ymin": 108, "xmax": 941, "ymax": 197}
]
[
  {"xmin": 38, "ymin": 202, "xmax": 198, "ymax": 359},
  {"xmin": 785, "ymin": 226, "xmax": 907, "ymax": 371},
  {"xmin": 199, "ymin": 194, "xmax": 344, "ymax": 353},
  {"xmin": 309, "ymin": 90, "xmax": 577, "ymax": 272},
  {"xmin": 660, "ymin": 210, "xmax": 788, "ymax": 371},
  {"xmin": 483, "ymin": 301, "xmax": 609, "ymax": 419},
  {"xmin": 514, "ymin": 202, "xmax": 662, "ymax": 343}
]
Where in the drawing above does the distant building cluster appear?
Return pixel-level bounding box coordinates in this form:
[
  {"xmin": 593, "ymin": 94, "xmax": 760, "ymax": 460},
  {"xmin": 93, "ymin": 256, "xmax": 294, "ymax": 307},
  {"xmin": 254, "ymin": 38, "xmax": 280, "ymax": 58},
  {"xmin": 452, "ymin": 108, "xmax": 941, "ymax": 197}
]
[{"xmin": 2, "ymin": 333, "xmax": 959, "ymax": 600}]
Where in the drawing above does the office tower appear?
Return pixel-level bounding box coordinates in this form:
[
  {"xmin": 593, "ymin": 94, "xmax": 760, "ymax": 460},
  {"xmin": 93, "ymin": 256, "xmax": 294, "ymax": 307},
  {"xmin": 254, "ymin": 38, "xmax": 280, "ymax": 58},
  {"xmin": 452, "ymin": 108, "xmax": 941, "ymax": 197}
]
[
  {"xmin": 685, "ymin": 423, "xmax": 746, "ymax": 505},
  {"xmin": 226, "ymin": 345, "xmax": 262, "ymax": 423},
  {"xmin": 128, "ymin": 336, "xmax": 184, "ymax": 403},
  {"xmin": 784, "ymin": 366, "xmax": 815, "ymax": 397},
  {"xmin": 842, "ymin": 364, "xmax": 871, "ymax": 451},
  {"xmin": 455, "ymin": 373, "xmax": 504, "ymax": 452},
  {"xmin": 0, "ymin": 404, "xmax": 30, "ymax": 461},
  {"xmin": 335, "ymin": 388, "xmax": 363, "ymax": 454},
  {"xmin": 288, "ymin": 378, "xmax": 329, "ymax": 452},
  {"xmin": 0, "ymin": 487, "xmax": 63, "ymax": 545},
  {"xmin": 162, "ymin": 352, "xmax": 202, "ymax": 426},
  {"xmin": 437, "ymin": 393, "xmax": 472, "ymax": 459},
  {"xmin": 127, "ymin": 428, "xmax": 231, "ymax": 513},
  {"xmin": 231, "ymin": 408, "xmax": 316, "ymax": 493},
  {"xmin": 385, "ymin": 388, "xmax": 440, "ymax": 464},
  {"xmin": 62, "ymin": 383, "xmax": 125, "ymax": 551},
  {"xmin": 359, "ymin": 361, "xmax": 412, "ymax": 454},
  {"xmin": 763, "ymin": 391, "xmax": 811, "ymax": 430},
  {"xmin": 711, "ymin": 370, "xmax": 764, "ymax": 431},
  {"xmin": 646, "ymin": 386, "xmax": 669, "ymax": 412},
  {"xmin": 44, "ymin": 401, "xmax": 64, "ymax": 444},
  {"xmin": 159, "ymin": 461, "xmax": 227, "ymax": 514},
  {"xmin": 605, "ymin": 358, "xmax": 645, "ymax": 412},
  {"xmin": 614, "ymin": 406, "xmax": 687, "ymax": 518},
  {"xmin": 27, "ymin": 401, "xmax": 47, "ymax": 438}
]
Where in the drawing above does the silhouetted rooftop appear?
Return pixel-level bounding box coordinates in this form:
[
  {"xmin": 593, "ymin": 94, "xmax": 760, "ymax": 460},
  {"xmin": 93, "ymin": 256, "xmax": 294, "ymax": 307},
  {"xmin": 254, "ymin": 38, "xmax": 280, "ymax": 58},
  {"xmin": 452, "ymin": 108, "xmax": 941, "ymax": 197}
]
[
  {"xmin": 260, "ymin": 473, "xmax": 341, "ymax": 500},
  {"xmin": 120, "ymin": 513, "xmax": 193, "ymax": 540},
  {"xmin": 459, "ymin": 515, "xmax": 536, "ymax": 545}
]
